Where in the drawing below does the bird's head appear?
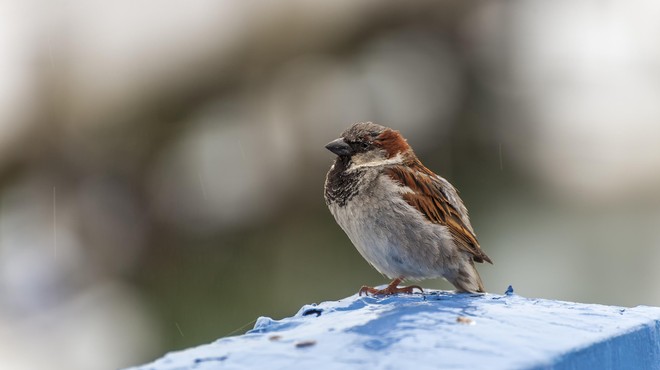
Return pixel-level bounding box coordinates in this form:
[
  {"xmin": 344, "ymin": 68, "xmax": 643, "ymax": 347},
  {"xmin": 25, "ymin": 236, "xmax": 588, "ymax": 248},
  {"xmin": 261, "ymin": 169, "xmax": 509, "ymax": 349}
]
[{"xmin": 325, "ymin": 122, "xmax": 412, "ymax": 169}]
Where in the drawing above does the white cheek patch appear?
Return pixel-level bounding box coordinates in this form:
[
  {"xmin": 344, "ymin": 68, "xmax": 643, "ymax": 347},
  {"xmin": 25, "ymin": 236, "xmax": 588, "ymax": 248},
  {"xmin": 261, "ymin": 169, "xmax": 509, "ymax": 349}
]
[
  {"xmin": 350, "ymin": 151, "xmax": 383, "ymax": 167},
  {"xmin": 348, "ymin": 153, "xmax": 404, "ymax": 171}
]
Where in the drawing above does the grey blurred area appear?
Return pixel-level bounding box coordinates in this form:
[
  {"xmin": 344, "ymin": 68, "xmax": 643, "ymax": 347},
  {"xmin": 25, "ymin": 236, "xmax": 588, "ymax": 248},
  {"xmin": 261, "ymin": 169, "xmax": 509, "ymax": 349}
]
[{"xmin": 2, "ymin": 0, "xmax": 660, "ymax": 368}]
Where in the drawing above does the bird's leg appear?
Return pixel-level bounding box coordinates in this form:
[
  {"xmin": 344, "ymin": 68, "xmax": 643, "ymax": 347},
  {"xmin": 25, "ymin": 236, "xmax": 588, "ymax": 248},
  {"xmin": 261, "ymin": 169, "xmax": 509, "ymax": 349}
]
[{"xmin": 358, "ymin": 277, "xmax": 423, "ymax": 296}]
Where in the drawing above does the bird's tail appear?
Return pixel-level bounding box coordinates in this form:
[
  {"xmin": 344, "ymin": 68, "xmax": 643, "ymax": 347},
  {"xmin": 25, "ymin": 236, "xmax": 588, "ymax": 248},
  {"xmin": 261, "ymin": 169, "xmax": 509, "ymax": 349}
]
[{"xmin": 451, "ymin": 260, "xmax": 486, "ymax": 293}]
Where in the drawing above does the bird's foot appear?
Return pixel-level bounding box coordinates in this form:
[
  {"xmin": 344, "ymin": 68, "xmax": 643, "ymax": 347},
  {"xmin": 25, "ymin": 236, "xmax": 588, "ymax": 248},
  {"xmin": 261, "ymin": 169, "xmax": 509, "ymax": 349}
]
[{"xmin": 358, "ymin": 278, "xmax": 423, "ymax": 296}]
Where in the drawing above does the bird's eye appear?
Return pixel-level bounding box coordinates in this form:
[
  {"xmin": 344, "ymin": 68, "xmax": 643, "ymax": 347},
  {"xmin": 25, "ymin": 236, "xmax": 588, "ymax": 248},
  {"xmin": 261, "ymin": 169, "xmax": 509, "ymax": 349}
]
[{"xmin": 360, "ymin": 141, "xmax": 369, "ymax": 149}]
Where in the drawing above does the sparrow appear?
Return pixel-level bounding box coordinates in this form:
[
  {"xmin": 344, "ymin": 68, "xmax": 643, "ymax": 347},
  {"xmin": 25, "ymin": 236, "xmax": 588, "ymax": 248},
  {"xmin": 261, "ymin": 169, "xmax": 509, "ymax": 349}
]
[{"xmin": 324, "ymin": 122, "xmax": 492, "ymax": 295}]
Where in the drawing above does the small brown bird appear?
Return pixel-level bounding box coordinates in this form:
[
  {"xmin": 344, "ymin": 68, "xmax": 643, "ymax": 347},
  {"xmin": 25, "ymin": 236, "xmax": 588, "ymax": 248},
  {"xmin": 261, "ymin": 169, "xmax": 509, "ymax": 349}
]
[{"xmin": 324, "ymin": 122, "xmax": 492, "ymax": 295}]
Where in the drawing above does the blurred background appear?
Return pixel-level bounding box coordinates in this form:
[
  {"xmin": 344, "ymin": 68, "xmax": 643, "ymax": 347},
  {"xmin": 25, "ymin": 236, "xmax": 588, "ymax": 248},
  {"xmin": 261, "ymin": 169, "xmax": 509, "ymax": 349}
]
[{"xmin": 2, "ymin": 0, "xmax": 660, "ymax": 368}]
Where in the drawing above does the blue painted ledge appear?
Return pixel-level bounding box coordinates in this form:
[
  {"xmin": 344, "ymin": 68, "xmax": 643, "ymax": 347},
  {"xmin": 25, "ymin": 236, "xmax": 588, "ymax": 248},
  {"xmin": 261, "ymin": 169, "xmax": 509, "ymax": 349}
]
[{"xmin": 128, "ymin": 287, "xmax": 660, "ymax": 370}]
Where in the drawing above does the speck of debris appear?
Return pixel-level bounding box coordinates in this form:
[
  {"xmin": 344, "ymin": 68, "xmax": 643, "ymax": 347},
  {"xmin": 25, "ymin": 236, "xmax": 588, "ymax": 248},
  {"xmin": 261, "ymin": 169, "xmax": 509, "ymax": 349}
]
[
  {"xmin": 302, "ymin": 308, "xmax": 323, "ymax": 317},
  {"xmin": 456, "ymin": 316, "xmax": 475, "ymax": 325},
  {"xmin": 194, "ymin": 356, "xmax": 228, "ymax": 363},
  {"xmin": 269, "ymin": 335, "xmax": 283, "ymax": 341},
  {"xmin": 295, "ymin": 340, "xmax": 317, "ymax": 348}
]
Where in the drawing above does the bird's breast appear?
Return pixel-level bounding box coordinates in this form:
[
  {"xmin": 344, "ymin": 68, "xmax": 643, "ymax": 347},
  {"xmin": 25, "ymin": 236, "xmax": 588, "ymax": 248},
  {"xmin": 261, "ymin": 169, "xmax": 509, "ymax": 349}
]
[{"xmin": 327, "ymin": 171, "xmax": 454, "ymax": 279}]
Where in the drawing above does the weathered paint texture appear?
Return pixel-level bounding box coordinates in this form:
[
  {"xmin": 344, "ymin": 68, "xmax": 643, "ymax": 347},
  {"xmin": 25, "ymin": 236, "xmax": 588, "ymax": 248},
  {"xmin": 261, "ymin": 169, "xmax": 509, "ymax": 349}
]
[{"xmin": 129, "ymin": 288, "xmax": 660, "ymax": 370}]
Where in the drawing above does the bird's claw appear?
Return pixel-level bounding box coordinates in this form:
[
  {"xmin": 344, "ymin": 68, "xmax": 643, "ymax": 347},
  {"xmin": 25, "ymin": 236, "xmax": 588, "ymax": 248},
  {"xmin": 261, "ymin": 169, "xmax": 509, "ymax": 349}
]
[{"xmin": 358, "ymin": 284, "xmax": 423, "ymax": 296}]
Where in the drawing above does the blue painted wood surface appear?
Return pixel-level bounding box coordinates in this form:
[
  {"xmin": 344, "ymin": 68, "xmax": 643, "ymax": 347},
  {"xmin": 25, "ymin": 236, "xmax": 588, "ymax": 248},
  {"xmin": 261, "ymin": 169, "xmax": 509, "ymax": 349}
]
[{"xmin": 128, "ymin": 287, "xmax": 660, "ymax": 369}]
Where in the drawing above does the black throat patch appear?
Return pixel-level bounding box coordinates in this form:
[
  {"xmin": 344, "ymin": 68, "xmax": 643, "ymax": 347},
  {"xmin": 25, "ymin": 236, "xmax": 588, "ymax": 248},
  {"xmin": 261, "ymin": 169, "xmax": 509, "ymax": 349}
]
[{"xmin": 324, "ymin": 157, "xmax": 362, "ymax": 207}]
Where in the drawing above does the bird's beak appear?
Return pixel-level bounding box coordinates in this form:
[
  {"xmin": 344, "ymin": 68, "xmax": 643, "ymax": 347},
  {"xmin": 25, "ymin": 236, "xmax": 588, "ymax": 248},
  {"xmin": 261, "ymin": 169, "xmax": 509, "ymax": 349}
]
[{"xmin": 325, "ymin": 138, "xmax": 353, "ymax": 156}]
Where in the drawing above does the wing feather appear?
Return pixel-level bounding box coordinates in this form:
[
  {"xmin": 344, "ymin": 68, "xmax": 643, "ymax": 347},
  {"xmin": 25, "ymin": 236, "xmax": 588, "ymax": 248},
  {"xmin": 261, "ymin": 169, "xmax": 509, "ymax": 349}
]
[{"xmin": 385, "ymin": 163, "xmax": 493, "ymax": 264}]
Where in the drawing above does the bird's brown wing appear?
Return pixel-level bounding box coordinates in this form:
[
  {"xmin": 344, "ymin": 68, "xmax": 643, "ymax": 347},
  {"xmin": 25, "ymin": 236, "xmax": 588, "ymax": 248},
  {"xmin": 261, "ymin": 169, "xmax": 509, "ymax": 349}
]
[{"xmin": 385, "ymin": 163, "xmax": 493, "ymax": 264}]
